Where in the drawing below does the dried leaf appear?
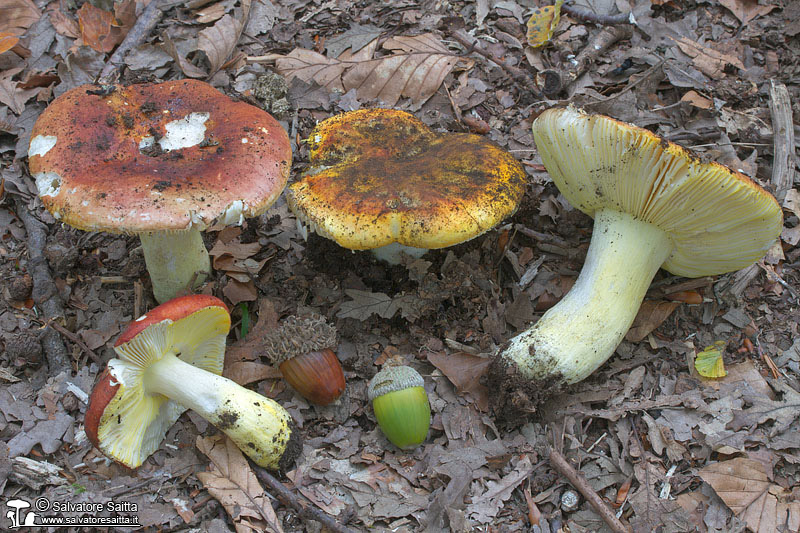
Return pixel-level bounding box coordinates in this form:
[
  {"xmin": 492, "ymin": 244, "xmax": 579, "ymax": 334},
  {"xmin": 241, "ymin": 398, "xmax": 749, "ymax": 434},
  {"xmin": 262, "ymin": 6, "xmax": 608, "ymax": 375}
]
[
  {"xmin": 718, "ymin": 0, "xmax": 775, "ymax": 24},
  {"xmin": 625, "ymin": 300, "xmax": 680, "ymax": 342},
  {"xmin": 695, "ymin": 341, "xmax": 727, "ymax": 378},
  {"xmin": 670, "ymin": 36, "xmax": 745, "ymax": 78},
  {"xmin": 325, "ymin": 23, "xmax": 383, "ymax": 58},
  {"xmin": 47, "ymin": 7, "xmax": 81, "ymax": 38},
  {"xmin": 336, "ymin": 289, "xmax": 423, "ymax": 321},
  {"xmin": 0, "ymin": 32, "xmax": 20, "ymax": 55},
  {"xmin": 77, "ymin": 3, "xmax": 117, "ymax": 54},
  {"xmin": 427, "ymin": 351, "xmax": 491, "ymax": 411},
  {"xmin": 0, "ymin": 69, "xmax": 38, "ymax": 115},
  {"xmin": 274, "ymin": 33, "xmax": 469, "ymax": 107},
  {"xmin": 344, "ymin": 34, "xmax": 464, "ymax": 106},
  {"xmin": 223, "ymin": 278, "xmax": 258, "ymax": 306},
  {"xmin": 525, "ymin": 1, "xmax": 563, "ymax": 48},
  {"xmin": 198, "ymin": 13, "xmax": 244, "ymax": 76},
  {"xmin": 730, "ymin": 379, "xmax": 800, "ymax": 436},
  {"xmin": 468, "ymin": 455, "xmax": 535, "ymax": 523},
  {"xmin": 161, "ymin": 33, "xmax": 208, "ymax": 78},
  {"xmin": 698, "ymin": 457, "xmax": 797, "ymax": 533},
  {"xmin": 0, "ymin": 0, "xmax": 41, "ymax": 36},
  {"xmin": 196, "ymin": 434, "xmax": 284, "ymax": 533}
]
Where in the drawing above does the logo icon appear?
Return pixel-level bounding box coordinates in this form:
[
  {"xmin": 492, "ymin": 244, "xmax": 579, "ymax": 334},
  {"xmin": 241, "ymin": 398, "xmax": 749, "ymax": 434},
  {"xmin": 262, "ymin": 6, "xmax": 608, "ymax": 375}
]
[{"xmin": 6, "ymin": 499, "xmax": 37, "ymax": 529}]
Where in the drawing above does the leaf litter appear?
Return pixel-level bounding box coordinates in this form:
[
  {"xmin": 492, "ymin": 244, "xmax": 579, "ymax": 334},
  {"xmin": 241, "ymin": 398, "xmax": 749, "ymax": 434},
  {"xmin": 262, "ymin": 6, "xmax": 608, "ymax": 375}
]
[{"xmin": 0, "ymin": 0, "xmax": 799, "ymax": 532}]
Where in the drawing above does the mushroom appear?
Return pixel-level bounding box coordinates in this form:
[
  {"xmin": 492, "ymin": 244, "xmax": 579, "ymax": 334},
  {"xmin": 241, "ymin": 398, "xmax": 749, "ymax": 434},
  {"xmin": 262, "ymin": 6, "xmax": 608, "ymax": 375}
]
[
  {"xmin": 286, "ymin": 109, "xmax": 527, "ymax": 264},
  {"xmin": 489, "ymin": 106, "xmax": 783, "ymax": 417},
  {"xmin": 28, "ymin": 80, "xmax": 292, "ymax": 303},
  {"xmin": 85, "ymin": 294, "xmax": 300, "ymax": 470}
]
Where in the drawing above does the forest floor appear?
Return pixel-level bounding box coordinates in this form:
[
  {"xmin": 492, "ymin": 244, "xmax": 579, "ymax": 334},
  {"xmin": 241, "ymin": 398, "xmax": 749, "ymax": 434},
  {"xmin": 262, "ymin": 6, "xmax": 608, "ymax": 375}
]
[{"xmin": 1, "ymin": 0, "xmax": 799, "ymax": 531}]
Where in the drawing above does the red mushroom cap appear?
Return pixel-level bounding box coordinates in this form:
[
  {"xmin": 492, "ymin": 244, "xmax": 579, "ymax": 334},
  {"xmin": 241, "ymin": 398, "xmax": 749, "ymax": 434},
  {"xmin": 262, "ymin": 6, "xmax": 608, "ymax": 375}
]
[
  {"xmin": 29, "ymin": 80, "xmax": 291, "ymax": 233},
  {"xmin": 115, "ymin": 294, "xmax": 228, "ymax": 347}
]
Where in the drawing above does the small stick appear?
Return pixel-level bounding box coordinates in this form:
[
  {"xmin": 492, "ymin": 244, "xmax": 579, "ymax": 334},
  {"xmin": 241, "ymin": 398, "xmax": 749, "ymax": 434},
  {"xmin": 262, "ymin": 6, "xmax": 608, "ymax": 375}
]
[
  {"xmin": 446, "ymin": 26, "xmax": 542, "ymax": 98},
  {"xmin": 47, "ymin": 320, "xmax": 104, "ymax": 367},
  {"xmin": 548, "ymin": 448, "xmax": 632, "ymax": 533},
  {"xmin": 14, "ymin": 197, "xmax": 69, "ymax": 373},
  {"xmin": 726, "ymin": 81, "xmax": 794, "ymax": 297},
  {"xmin": 540, "ymin": 25, "xmax": 632, "ymax": 95},
  {"xmin": 250, "ymin": 461, "xmax": 358, "ymax": 533},
  {"xmin": 98, "ymin": 0, "xmax": 166, "ymax": 83},
  {"xmin": 561, "ymin": 4, "xmax": 633, "ymax": 26}
]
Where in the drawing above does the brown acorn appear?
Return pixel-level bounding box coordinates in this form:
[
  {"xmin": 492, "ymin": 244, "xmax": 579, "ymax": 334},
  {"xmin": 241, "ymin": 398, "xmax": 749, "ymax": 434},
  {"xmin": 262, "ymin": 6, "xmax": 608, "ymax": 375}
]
[{"xmin": 263, "ymin": 315, "xmax": 345, "ymax": 405}]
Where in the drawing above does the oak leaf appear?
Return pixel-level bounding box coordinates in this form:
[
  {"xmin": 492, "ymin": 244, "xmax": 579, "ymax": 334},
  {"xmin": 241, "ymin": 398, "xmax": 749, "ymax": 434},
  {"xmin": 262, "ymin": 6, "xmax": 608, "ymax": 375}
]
[{"xmin": 196, "ymin": 434, "xmax": 284, "ymax": 533}]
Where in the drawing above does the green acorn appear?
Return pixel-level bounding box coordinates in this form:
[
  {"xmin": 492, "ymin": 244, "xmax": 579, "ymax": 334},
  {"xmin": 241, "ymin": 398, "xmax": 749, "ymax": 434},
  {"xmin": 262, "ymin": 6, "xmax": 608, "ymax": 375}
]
[{"xmin": 367, "ymin": 365, "xmax": 431, "ymax": 450}]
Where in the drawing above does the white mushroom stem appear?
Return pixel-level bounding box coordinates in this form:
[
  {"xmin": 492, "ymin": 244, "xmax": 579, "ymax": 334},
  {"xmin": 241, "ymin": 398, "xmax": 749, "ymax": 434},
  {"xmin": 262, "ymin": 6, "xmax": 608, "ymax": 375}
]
[
  {"xmin": 139, "ymin": 229, "xmax": 211, "ymax": 303},
  {"xmin": 140, "ymin": 352, "xmax": 292, "ymax": 468},
  {"xmin": 498, "ymin": 209, "xmax": 673, "ymax": 384},
  {"xmin": 371, "ymin": 242, "xmax": 429, "ymax": 264}
]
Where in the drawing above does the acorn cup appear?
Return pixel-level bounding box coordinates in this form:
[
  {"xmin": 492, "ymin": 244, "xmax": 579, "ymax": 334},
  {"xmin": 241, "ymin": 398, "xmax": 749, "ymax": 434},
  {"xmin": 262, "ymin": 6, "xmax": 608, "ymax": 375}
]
[
  {"xmin": 367, "ymin": 365, "xmax": 431, "ymax": 450},
  {"xmin": 263, "ymin": 315, "xmax": 346, "ymax": 406}
]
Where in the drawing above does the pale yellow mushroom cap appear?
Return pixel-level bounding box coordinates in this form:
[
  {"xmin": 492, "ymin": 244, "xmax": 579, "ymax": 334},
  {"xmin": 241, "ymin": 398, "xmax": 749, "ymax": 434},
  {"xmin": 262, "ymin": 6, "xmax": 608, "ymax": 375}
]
[
  {"xmin": 532, "ymin": 107, "xmax": 783, "ymax": 278},
  {"xmin": 286, "ymin": 109, "xmax": 527, "ymax": 250}
]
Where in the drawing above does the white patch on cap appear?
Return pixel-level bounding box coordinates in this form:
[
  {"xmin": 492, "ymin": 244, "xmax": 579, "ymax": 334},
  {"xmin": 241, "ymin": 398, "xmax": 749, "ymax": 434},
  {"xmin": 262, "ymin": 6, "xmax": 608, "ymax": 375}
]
[
  {"xmin": 241, "ymin": 138, "xmax": 248, "ymax": 144},
  {"xmin": 139, "ymin": 136, "xmax": 156, "ymax": 151},
  {"xmin": 219, "ymin": 200, "xmax": 246, "ymax": 225},
  {"xmin": 34, "ymin": 172, "xmax": 62, "ymax": 197},
  {"xmin": 159, "ymin": 112, "xmax": 210, "ymax": 152},
  {"xmin": 29, "ymin": 135, "xmax": 58, "ymax": 157},
  {"xmin": 82, "ymin": 200, "xmax": 89, "ymax": 207},
  {"xmin": 135, "ymin": 314, "xmax": 148, "ymax": 321}
]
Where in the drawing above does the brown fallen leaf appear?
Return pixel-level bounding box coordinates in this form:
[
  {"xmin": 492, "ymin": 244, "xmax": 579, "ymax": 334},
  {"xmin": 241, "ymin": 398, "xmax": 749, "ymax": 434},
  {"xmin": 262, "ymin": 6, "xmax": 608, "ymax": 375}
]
[
  {"xmin": 0, "ymin": 68, "xmax": 39, "ymax": 115},
  {"xmin": 718, "ymin": 0, "xmax": 775, "ymax": 25},
  {"xmin": 426, "ymin": 350, "xmax": 491, "ymax": 411},
  {"xmin": 78, "ymin": 3, "xmax": 115, "ymax": 53},
  {"xmin": 269, "ymin": 33, "xmax": 471, "ymax": 107},
  {"xmin": 625, "ymin": 300, "xmax": 680, "ymax": 342},
  {"xmin": 0, "ymin": 32, "xmax": 20, "ymax": 55},
  {"xmin": 196, "ymin": 434, "xmax": 285, "ymax": 533},
  {"xmin": 699, "ymin": 457, "xmax": 798, "ymax": 533},
  {"xmin": 226, "ymin": 297, "xmax": 280, "ymax": 363},
  {"xmin": 669, "ymin": 36, "xmax": 745, "ymax": 78},
  {"xmin": 729, "ymin": 379, "xmax": 800, "ymax": 437},
  {"xmin": 0, "ymin": 0, "xmax": 40, "ymax": 36}
]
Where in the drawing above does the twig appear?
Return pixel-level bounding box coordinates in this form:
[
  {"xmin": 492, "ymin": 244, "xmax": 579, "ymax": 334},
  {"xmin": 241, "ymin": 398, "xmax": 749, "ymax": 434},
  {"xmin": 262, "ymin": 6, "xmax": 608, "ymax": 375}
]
[
  {"xmin": 47, "ymin": 320, "xmax": 104, "ymax": 367},
  {"xmin": 98, "ymin": 0, "xmax": 166, "ymax": 83},
  {"xmin": 445, "ymin": 25, "xmax": 542, "ymax": 98},
  {"xmin": 726, "ymin": 81, "xmax": 794, "ymax": 297},
  {"xmin": 13, "ymin": 197, "xmax": 69, "ymax": 373},
  {"xmin": 561, "ymin": 3, "xmax": 633, "ymax": 26},
  {"xmin": 540, "ymin": 25, "xmax": 632, "ymax": 96},
  {"xmin": 250, "ymin": 461, "xmax": 358, "ymax": 533},
  {"xmin": 584, "ymin": 59, "xmax": 665, "ymax": 108},
  {"xmin": 548, "ymin": 448, "xmax": 632, "ymax": 533},
  {"xmin": 767, "ymin": 80, "xmax": 795, "ymax": 202}
]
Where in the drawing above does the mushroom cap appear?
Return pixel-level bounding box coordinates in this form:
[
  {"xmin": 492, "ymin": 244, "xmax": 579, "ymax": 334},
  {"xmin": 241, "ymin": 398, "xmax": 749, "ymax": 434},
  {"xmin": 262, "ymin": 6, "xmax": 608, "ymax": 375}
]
[
  {"xmin": 286, "ymin": 108, "xmax": 527, "ymax": 250},
  {"xmin": 532, "ymin": 107, "xmax": 783, "ymax": 277},
  {"xmin": 85, "ymin": 295, "xmax": 230, "ymax": 467},
  {"xmin": 29, "ymin": 80, "xmax": 291, "ymax": 233}
]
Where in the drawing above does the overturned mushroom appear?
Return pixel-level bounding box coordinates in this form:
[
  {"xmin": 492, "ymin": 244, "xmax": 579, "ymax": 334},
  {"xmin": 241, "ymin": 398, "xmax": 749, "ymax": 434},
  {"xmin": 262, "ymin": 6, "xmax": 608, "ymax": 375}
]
[
  {"xmin": 28, "ymin": 80, "xmax": 291, "ymax": 303},
  {"xmin": 489, "ymin": 106, "xmax": 783, "ymax": 420},
  {"xmin": 286, "ymin": 109, "xmax": 527, "ymax": 264},
  {"xmin": 85, "ymin": 294, "xmax": 300, "ymax": 470}
]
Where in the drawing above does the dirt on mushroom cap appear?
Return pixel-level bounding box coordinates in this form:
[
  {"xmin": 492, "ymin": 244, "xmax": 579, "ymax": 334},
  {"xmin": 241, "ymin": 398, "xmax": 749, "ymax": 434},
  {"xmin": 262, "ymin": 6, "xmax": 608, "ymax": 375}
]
[
  {"xmin": 287, "ymin": 109, "xmax": 528, "ymax": 250},
  {"xmin": 28, "ymin": 80, "xmax": 291, "ymax": 233}
]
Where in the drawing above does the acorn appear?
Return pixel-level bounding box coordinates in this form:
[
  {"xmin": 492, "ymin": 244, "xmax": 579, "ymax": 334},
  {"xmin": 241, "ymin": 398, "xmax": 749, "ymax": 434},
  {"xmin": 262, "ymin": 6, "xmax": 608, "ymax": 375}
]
[
  {"xmin": 263, "ymin": 314, "xmax": 345, "ymax": 406},
  {"xmin": 367, "ymin": 365, "xmax": 431, "ymax": 450}
]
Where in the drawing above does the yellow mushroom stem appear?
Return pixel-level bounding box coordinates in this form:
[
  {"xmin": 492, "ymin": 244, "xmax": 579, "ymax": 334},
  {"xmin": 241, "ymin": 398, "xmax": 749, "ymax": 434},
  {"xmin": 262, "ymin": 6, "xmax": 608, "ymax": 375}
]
[
  {"xmin": 139, "ymin": 229, "xmax": 210, "ymax": 303},
  {"xmin": 137, "ymin": 352, "xmax": 292, "ymax": 469},
  {"xmin": 497, "ymin": 208, "xmax": 673, "ymax": 383}
]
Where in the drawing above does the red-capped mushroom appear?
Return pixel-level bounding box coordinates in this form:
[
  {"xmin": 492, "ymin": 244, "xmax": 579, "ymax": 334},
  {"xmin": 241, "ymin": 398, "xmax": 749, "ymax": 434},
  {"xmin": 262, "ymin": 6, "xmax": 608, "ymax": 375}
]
[
  {"xmin": 85, "ymin": 294, "xmax": 300, "ymax": 470},
  {"xmin": 28, "ymin": 80, "xmax": 292, "ymax": 303}
]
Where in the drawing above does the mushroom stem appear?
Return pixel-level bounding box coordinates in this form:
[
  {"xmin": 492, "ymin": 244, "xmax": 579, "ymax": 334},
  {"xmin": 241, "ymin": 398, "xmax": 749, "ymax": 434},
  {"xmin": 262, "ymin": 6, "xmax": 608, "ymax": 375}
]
[
  {"xmin": 371, "ymin": 242, "xmax": 428, "ymax": 264},
  {"xmin": 496, "ymin": 209, "xmax": 672, "ymax": 384},
  {"xmin": 139, "ymin": 229, "xmax": 211, "ymax": 303},
  {"xmin": 142, "ymin": 352, "xmax": 293, "ymax": 469}
]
